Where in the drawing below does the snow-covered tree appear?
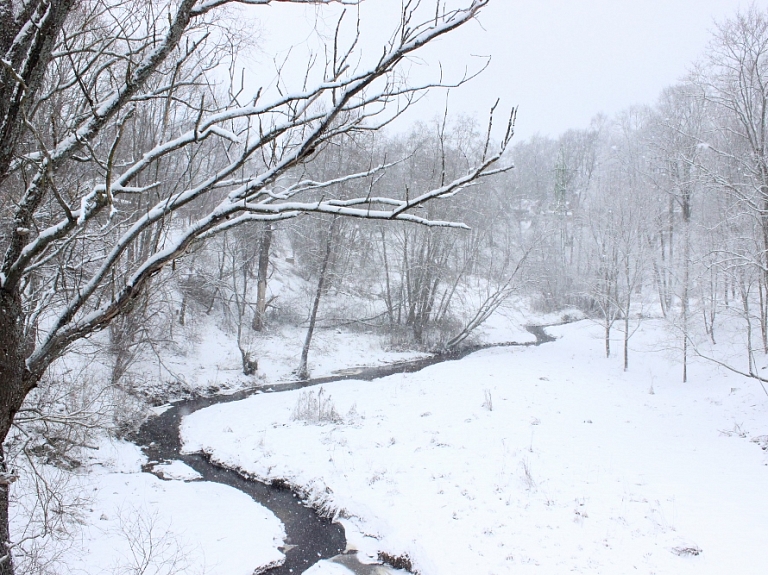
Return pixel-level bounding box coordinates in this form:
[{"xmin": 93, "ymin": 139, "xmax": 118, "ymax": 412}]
[{"xmin": 0, "ymin": 1, "xmax": 513, "ymax": 571}]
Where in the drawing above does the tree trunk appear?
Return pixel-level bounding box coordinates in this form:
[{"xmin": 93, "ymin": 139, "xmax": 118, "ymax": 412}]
[
  {"xmin": 741, "ymin": 277, "xmax": 755, "ymax": 378},
  {"xmin": 297, "ymin": 217, "xmax": 337, "ymax": 380},
  {"xmin": 0, "ymin": 444, "xmax": 12, "ymax": 575},
  {"xmin": 704, "ymin": 264, "xmax": 717, "ymax": 344},
  {"xmin": 178, "ymin": 291, "xmax": 187, "ymax": 326},
  {"xmin": 652, "ymin": 261, "xmax": 668, "ymax": 318},
  {"xmin": 379, "ymin": 228, "xmax": 395, "ymax": 325},
  {"xmin": 681, "ymin": 212, "xmax": 691, "ymax": 384},
  {"xmin": 761, "ymin": 193, "xmax": 768, "ymax": 353},
  {"xmin": 253, "ymin": 223, "xmax": 273, "ymax": 332},
  {"xmin": 0, "ymin": 288, "xmax": 35, "ymax": 575},
  {"xmin": 623, "ymin": 304, "xmax": 630, "ymax": 371},
  {"xmin": 760, "ymin": 274, "xmax": 768, "ymax": 353}
]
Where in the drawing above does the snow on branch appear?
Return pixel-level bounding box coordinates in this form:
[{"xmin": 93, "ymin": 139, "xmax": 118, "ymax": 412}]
[{"xmin": 12, "ymin": 0, "xmax": 500, "ymax": 377}]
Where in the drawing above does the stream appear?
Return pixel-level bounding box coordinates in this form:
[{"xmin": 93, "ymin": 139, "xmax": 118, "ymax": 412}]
[{"xmin": 134, "ymin": 324, "xmax": 556, "ymax": 574}]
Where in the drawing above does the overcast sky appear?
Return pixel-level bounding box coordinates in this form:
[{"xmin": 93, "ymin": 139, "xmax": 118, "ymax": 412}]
[{"xmin": 247, "ymin": 0, "xmax": 767, "ymax": 142}]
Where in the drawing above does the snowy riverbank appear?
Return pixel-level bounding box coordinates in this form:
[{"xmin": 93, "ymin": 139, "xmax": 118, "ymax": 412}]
[
  {"xmin": 181, "ymin": 320, "xmax": 768, "ymax": 574},
  {"xmin": 49, "ymin": 439, "xmax": 285, "ymax": 574}
]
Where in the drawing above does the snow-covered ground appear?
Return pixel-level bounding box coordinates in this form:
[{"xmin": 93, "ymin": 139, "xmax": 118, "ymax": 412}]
[
  {"xmin": 19, "ymin": 298, "xmax": 543, "ymax": 574},
  {"xmin": 28, "ymin": 310, "xmax": 768, "ymax": 574},
  {"xmin": 181, "ymin": 319, "xmax": 768, "ymax": 575},
  {"xmin": 148, "ymin": 317, "xmax": 434, "ymax": 397},
  {"xmin": 28, "ymin": 439, "xmax": 285, "ymax": 574},
  {"xmin": 124, "ymin": 295, "xmax": 548, "ymax": 400}
]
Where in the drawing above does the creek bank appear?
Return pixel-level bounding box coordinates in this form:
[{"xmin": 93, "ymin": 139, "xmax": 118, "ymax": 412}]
[{"xmin": 135, "ymin": 324, "xmax": 556, "ymax": 574}]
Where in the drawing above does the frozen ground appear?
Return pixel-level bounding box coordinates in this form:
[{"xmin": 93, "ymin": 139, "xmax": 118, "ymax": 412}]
[{"xmin": 181, "ymin": 319, "xmax": 768, "ymax": 575}]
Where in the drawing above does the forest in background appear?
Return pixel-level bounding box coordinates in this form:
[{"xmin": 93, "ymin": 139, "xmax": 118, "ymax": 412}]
[{"xmin": 151, "ymin": 5, "xmax": 768, "ymax": 386}]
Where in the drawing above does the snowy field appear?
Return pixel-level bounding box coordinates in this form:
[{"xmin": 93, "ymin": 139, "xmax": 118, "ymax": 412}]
[{"xmin": 180, "ymin": 320, "xmax": 768, "ymax": 575}]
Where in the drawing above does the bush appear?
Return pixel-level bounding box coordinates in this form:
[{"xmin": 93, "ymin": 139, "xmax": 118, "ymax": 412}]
[{"xmin": 290, "ymin": 388, "xmax": 342, "ymax": 425}]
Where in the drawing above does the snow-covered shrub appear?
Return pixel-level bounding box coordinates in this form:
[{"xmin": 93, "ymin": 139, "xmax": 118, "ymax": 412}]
[
  {"xmin": 113, "ymin": 507, "xmax": 199, "ymax": 575},
  {"xmin": 290, "ymin": 387, "xmax": 342, "ymax": 424},
  {"xmin": 8, "ymin": 365, "xmax": 111, "ymax": 573}
]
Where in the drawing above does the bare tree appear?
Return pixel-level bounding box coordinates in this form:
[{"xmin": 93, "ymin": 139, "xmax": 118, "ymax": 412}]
[
  {"xmin": 222, "ymin": 230, "xmax": 260, "ymax": 375},
  {"xmin": 697, "ymin": 7, "xmax": 768, "ymax": 340},
  {"xmin": 673, "ymin": 6, "xmax": 768, "ymax": 388},
  {"xmin": 644, "ymin": 84, "xmax": 708, "ymax": 380},
  {"xmin": 252, "ymin": 222, "xmax": 273, "ymax": 332},
  {"xmin": 297, "ymin": 215, "xmax": 338, "ymax": 380},
  {"xmin": 585, "ymin": 183, "xmax": 622, "ymax": 360},
  {"xmin": 0, "ymin": 1, "xmax": 512, "ymax": 571}
]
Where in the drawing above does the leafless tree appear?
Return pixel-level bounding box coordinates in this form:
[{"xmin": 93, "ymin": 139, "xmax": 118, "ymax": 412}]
[
  {"xmin": 297, "ymin": 214, "xmax": 338, "ymax": 380},
  {"xmin": 0, "ymin": 1, "xmax": 513, "ymax": 571},
  {"xmin": 677, "ymin": 6, "xmax": 768, "ymax": 388}
]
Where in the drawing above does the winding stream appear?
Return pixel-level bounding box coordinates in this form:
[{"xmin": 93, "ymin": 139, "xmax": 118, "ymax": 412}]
[{"xmin": 135, "ymin": 324, "xmax": 556, "ymax": 574}]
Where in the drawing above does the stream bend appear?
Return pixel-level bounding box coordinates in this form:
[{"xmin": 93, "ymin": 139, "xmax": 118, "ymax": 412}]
[{"xmin": 134, "ymin": 324, "xmax": 556, "ymax": 574}]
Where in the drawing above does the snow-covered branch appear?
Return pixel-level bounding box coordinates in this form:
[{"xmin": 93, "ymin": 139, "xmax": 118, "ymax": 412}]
[{"xmin": 8, "ymin": 0, "xmax": 498, "ymax": 378}]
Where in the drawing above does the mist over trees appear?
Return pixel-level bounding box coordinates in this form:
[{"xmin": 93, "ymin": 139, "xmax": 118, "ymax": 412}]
[
  {"xmin": 508, "ymin": 6, "xmax": 768, "ymax": 388},
  {"xmin": 3, "ymin": 0, "xmax": 768, "ymax": 572}
]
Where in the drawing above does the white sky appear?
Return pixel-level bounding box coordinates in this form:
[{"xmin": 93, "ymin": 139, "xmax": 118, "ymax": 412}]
[{"xmin": 243, "ymin": 0, "xmax": 766, "ymax": 141}]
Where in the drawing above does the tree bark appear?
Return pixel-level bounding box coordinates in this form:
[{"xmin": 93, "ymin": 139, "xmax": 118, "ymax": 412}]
[{"xmin": 0, "ymin": 288, "xmax": 36, "ymax": 575}]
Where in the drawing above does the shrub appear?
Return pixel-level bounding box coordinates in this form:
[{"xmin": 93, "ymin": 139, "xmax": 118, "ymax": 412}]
[{"xmin": 290, "ymin": 388, "xmax": 342, "ymax": 425}]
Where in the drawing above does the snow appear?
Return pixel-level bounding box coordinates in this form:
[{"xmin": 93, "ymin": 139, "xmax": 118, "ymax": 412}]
[
  {"xmin": 29, "ymin": 310, "xmax": 768, "ymax": 574},
  {"xmin": 47, "ymin": 438, "xmax": 285, "ymax": 575},
  {"xmin": 304, "ymin": 550, "xmax": 406, "ymax": 575},
  {"xmin": 303, "ymin": 562, "xmax": 356, "ymax": 575},
  {"xmin": 149, "ymin": 460, "xmax": 203, "ymax": 481},
  {"xmin": 181, "ymin": 319, "xmax": 768, "ymax": 575}
]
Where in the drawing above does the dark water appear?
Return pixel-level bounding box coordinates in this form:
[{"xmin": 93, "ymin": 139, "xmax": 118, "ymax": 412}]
[
  {"xmin": 134, "ymin": 324, "xmax": 556, "ymax": 573},
  {"xmin": 136, "ymin": 398, "xmax": 346, "ymax": 574}
]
